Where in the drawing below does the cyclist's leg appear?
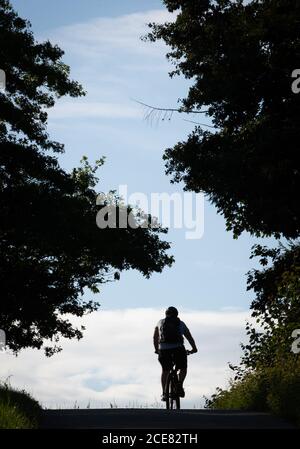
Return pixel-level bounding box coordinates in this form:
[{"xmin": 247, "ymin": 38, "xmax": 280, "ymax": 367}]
[
  {"xmin": 158, "ymin": 349, "xmax": 172, "ymax": 397},
  {"xmin": 161, "ymin": 369, "xmax": 169, "ymax": 393},
  {"xmin": 174, "ymin": 347, "xmax": 188, "ymax": 378},
  {"xmin": 178, "ymin": 368, "xmax": 187, "ymax": 384},
  {"xmin": 174, "ymin": 347, "xmax": 188, "ymax": 396}
]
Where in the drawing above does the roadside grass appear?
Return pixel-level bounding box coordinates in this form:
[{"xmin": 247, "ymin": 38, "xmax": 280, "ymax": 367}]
[
  {"xmin": 45, "ymin": 400, "xmax": 166, "ymax": 410},
  {"xmin": 0, "ymin": 382, "xmax": 42, "ymax": 429},
  {"xmin": 206, "ymin": 358, "xmax": 300, "ymax": 427}
]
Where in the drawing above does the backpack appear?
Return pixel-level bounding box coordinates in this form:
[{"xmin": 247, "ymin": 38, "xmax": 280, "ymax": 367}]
[{"xmin": 159, "ymin": 316, "xmax": 183, "ymax": 344}]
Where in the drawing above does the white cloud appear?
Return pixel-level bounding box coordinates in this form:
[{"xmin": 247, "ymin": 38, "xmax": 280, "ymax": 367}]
[
  {"xmin": 0, "ymin": 308, "xmax": 250, "ymax": 409},
  {"xmin": 49, "ymin": 10, "xmax": 174, "ymax": 59},
  {"xmin": 48, "ymin": 101, "xmax": 140, "ymax": 120},
  {"xmin": 43, "ymin": 10, "xmax": 176, "ymax": 121}
]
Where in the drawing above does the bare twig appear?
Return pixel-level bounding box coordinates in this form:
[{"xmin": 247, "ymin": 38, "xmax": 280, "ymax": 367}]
[
  {"xmin": 183, "ymin": 119, "xmax": 216, "ymax": 129},
  {"xmin": 132, "ymin": 98, "xmax": 211, "ymax": 127},
  {"xmin": 133, "ymin": 98, "xmax": 208, "ymax": 114}
]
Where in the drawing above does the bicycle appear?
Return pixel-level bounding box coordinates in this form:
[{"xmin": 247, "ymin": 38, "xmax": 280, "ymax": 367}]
[{"xmin": 165, "ymin": 349, "xmax": 193, "ymax": 410}]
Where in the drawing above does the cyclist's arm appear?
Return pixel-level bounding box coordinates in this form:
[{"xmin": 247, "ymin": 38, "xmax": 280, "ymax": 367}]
[
  {"xmin": 183, "ymin": 328, "xmax": 198, "ymax": 353},
  {"xmin": 153, "ymin": 326, "xmax": 159, "ymax": 353}
]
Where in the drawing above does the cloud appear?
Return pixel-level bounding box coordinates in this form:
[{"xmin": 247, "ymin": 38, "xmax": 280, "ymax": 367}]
[
  {"xmin": 48, "ymin": 10, "xmax": 174, "ymax": 60},
  {"xmin": 43, "ymin": 10, "xmax": 176, "ymax": 121},
  {"xmin": 0, "ymin": 308, "xmax": 250, "ymax": 409},
  {"xmin": 48, "ymin": 101, "xmax": 140, "ymax": 120}
]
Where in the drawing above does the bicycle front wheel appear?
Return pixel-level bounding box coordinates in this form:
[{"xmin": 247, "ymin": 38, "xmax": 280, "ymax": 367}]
[{"xmin": 166, "ymin": 373, "xmax": 180, "ymax": 410}]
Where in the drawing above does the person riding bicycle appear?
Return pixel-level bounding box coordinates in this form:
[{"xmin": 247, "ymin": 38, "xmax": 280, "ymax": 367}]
[{"xmin": 153, "ymin": 306, "xmax": 198, "ymax": 402}]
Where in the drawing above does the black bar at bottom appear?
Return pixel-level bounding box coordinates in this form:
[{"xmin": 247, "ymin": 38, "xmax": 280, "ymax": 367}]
[{"xmin": 0, "ymin": 428, "xmax": 297, "ymax": 446}]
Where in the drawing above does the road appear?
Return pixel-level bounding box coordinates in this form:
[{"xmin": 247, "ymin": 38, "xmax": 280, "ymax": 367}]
[{"xmin": 40, "ymin": 408, "xmax": 295, "ymax": 429}]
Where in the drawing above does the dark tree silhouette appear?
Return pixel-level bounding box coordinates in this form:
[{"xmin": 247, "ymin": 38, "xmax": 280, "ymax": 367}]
[
  {"xmin": 0, "ymin": 0, "xmax": 174, "ymax": 355},
  {"xmin": 145, "ymin": 0, "xmax": 300, "ymax": 239},
  {"xmin": 146, "ymin": 2, "xmax": 300, "ymax": 410},
  {"xmin": 242, "ymin": 241, "xmax": 300, "ymax": 370}
]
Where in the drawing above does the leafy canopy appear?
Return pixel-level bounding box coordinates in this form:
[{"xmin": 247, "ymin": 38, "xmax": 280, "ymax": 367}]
[
  {"xmin": 0, "ymin": 0, "xmax": 174, "ymax": 355},
  {"xmin": 146, "ymin": 0, "xmax": 300, "ymax": 238}
]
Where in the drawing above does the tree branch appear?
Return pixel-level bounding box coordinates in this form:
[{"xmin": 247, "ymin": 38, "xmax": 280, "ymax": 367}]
[
  {"xmin": 183, "ymin": 119, "xmax": 216, "ymax": 129},
  {"xmin": 133, "ymin": 99, "xmax": 209, "ymax": 114},
  {"xmin": 132, "ymin": 98, "xmax": 209, "ymax": 126}
]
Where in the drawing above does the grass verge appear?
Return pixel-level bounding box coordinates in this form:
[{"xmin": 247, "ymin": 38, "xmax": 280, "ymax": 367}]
[
  {"xmin": 0, "ymin": 382, "xmax": 42, "ymax": 429},
  {"xmin": 206, "ymin": 358, "xmax": 300, "ymax": 427}
]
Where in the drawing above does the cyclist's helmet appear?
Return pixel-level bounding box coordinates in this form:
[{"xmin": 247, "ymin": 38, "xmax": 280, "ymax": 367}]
[{"xmin": 165, "ymin": 306, "xmax": 178, "ymax": 317}]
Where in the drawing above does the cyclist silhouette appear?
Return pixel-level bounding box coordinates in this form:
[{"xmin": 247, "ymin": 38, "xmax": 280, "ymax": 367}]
[{"xmin": 153, "ymin": 306, "xmax": 198, "ymax": 401}]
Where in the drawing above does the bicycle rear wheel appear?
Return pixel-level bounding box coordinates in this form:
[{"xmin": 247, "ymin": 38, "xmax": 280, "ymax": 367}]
[{"xmin": 166, "ymin": 373, "xmax": 180, "ymax": 410}]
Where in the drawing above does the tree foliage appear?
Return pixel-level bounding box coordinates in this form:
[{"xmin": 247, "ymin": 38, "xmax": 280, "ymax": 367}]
[
  {"xmin": 0, "ymin": 0, "xmax": 174, "ymax": 355},
  {"xmin": 146, "ymin": 0, "xmax": 300, "ymax": 238},
  {"xmin": 147, "ymin": 2, "xmax": 300, "ymax": 420},
  {"xmin": 206, "ymin": 242, "xmax": 300, "ymax": 424},
  {"xmin": 241, "ymin": 241, "xmax": 300, "ymax": 370}
]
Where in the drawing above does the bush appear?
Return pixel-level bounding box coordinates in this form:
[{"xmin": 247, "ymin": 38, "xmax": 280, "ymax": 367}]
[
  {"xmin": 266, "ymin": 358, "xmax": 300, "ymax": 425},
  {"xmin": 206, "ymin": 358, "xmax": 300, "ymax": 426},
  {"xmin": 0, "ymin": 382, "xmax": 42, "ymax": 429},
  {"xmin": 206, "ymin": 372, "xmax": 269, "ymax": 411},
  {"xmin": 0, "ymin": 402, "xmax": 33, "ymax": 429}
]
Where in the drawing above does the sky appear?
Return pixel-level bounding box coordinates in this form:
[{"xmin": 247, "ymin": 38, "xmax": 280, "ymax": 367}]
[
  {"xmin": 1, "ymin": 308, "xmax": 253, "ymax": 409},
  {"xmin": 1, "ymin": 0, "xmax": 276, "ymax": 407}
]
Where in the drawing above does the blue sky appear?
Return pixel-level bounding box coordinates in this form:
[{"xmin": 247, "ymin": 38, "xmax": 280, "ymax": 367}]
[
  {"xmin": 12, "ymin": 0, "xmax": 165, "ymax": 29},
  {"xmin": 2, "ymin": 0, "xmax": 278, "ymax": 406}
]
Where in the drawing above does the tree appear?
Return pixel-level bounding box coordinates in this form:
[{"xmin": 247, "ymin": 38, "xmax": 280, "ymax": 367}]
[
  {"xmin": 146, "ymin": 3, "xmax": 300, "ymax": 419},
  {"xmin": 0, "ymin": 0, "xmax": 174, "ymax": 355},
  {"xmin": 145, "ymin": 0, "xmax": 300, "ymax": 239},
  {"xmin": 205, "ymin": 242, "xmax": 300, "ymax": 422},
  {"xmin": 241, "ymin": 241, "xmax": 300, "ymax": 370}
]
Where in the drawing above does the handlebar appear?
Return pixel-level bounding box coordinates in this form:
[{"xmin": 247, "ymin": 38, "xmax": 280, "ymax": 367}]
[
  {"xmin": 186, "ymin": 349, "xmax": 196, "ymax": 355},
  {"xmin": 154, "ymin": 348, "xmax": 197, "ymax": 355}
]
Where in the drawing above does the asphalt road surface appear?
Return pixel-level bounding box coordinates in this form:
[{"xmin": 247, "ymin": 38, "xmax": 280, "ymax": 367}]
[{"xmin": 40, "ymin": 409, "xmax": 295, "ymax": 429}]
